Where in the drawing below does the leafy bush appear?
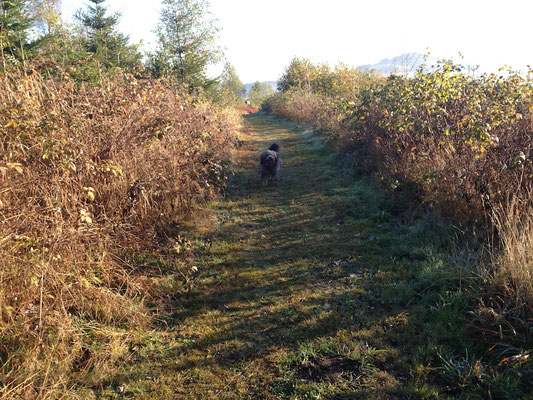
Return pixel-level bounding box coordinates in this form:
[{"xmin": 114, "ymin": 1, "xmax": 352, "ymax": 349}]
[
  {"xmin": 277, "ymin": 58, "xmax": 378, "ymax": 98},
  {"xmin": 268, "ymin": 59, "xmax": 533, "ymax": 319},
  {"xmin": 270, "ymin": 61, "xmax": 533, "ymax": 220},
  {"xmin": 343, "ymin": 62, "xmax": 533, "ymax": 222},
  {"xmin": 267, "ymin": 87, "xmax": 346, "ymax": 138}
]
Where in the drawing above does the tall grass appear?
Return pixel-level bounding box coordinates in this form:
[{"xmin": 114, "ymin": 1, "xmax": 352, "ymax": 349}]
[
  {"xmin": 0, "ymin": 68, "xmax": 239, "ymax": 398},
  {"xmin": 491, "ymin": 197, "xmax": 533, "ymax": 313}
]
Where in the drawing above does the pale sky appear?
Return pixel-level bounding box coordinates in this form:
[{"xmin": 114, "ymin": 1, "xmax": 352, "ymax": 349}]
[{"xmin": 61, "ymin": 0, "xmax": 532, "ymax": 83}]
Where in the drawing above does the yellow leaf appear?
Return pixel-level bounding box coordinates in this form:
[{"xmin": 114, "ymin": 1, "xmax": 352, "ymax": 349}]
[{"xmin": 2, "ymin": 306, "xmax": 14, "ymax": 316}]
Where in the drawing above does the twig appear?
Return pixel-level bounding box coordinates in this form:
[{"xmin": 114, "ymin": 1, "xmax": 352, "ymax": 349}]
[{"xmin": 39, "ymin": 264, "xmax": 44, "ymax": 331}]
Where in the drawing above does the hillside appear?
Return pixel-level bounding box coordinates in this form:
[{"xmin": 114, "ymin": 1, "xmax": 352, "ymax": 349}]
[{"xmin": 357, "ymin": 52, "xmax": 440, "ymax": 75}]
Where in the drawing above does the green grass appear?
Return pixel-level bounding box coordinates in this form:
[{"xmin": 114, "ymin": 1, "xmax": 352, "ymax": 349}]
[{"xmin": 87, "ymin": 113, "xmax": 532, "ymax": 399}]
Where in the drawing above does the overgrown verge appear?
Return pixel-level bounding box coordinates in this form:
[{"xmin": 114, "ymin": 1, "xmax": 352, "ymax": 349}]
[
  {"xmin": 0, "ymin": 68, "xmax": 239, "ymax": 398},
  {"xmin": 266, "ymin": 59, "xmax": 533, "ymax": 370}
]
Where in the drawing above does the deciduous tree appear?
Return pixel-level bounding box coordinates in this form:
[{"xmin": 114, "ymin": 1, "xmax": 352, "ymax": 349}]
[
  {"xmin": 32, "ymin": 0, "xmax": 61, "ymax": 35},
  {"xmin": 248, "ymin": 81, "xmax": 274, "ymax": 108},
  {"xmin": 220, "ymin": 62, "xmax": 245, "ymax": 100},
  {"xmin": 277, "ymin": 58, "xmax": 315, "ymax": 93}
]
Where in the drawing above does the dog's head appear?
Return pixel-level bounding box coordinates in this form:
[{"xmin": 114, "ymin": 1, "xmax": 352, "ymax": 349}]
[{"xmin": 261, "ymin": 150, "xmax": 278, "ymax": 169}]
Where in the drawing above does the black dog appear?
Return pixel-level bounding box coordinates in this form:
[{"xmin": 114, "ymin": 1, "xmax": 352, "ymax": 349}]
[{"xmin": 259, "ymin": 143, "xmax": 281, "ymax": 186}]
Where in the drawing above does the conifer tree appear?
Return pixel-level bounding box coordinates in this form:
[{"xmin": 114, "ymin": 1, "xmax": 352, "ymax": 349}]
[
  {"xmin": 0, "ymin": 0, "xmax": 39, "ymax": 67},
  {"xmin": 75, "ymin": 0, "xmax": 140, "ymax": 70},
  {"xmin": 149, "ymin": 0, "xmax": 221, "ymax": 89}
]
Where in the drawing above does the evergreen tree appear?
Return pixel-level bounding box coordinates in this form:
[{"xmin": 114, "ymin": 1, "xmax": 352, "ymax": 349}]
[
  {"xmin": 75, "ymin": 0, "xmax": 140, "ymax": 70},
  {"xmin": 38, "ymin": 24, "xmax": 97, "ymax": 81},
  {"xmin": 150, "ymin": 0, "xmax": 221, "ymax": 89},
  {"xmin": 0, "ymin": 0, "xmax": 39, "ymax": 67}
]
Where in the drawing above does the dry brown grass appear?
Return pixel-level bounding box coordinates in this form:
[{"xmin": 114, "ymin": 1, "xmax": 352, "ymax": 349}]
[
  {"xmin": 465, "ymin": 196, "xmax": 533, "ymax": 354},
  {"xmin": 491, "ymin": 196, "xmax": 533, "ymax": 312},
  {"xmin": 0, "ymin": 69, "xmax": 239, "ymax": 398}
]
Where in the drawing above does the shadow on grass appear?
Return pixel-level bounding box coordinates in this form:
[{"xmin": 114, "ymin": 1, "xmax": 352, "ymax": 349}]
[{"xmin": 105, "ymin": 114, "xmax": 492, "ymax": 399}]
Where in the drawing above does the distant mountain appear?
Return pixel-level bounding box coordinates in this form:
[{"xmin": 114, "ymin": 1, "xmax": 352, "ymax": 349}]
[
  {"xmin": 244, "ymin": 81, "xmax": 277, "ymax": 96},
  {"xmin": 357, "ymin": 53, "xmax": 440, "ymax": 75}
]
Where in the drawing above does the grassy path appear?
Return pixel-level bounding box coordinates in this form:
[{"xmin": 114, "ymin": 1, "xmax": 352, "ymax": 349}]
[{"xmin": 108, "ymin": 114, "xmax": 476, "ymax": 399}]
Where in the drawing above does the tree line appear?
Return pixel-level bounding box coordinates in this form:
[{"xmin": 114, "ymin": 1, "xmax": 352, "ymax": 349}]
[{"xmin": 0, "ymin": 0, "xmax": 246, "ymax": 101}]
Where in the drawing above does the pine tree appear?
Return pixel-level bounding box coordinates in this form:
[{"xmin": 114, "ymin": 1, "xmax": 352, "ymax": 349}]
[
  {"xmin": 75, "ymin": 0, "xmax": 140, "ymax": 70},
  {"xmin": 150, "ymin": 0, "xmax": 221, "ymax": 89},
  {"xmin": 0, "ymin": 0, "xmax": 39, "ymax": 67}
]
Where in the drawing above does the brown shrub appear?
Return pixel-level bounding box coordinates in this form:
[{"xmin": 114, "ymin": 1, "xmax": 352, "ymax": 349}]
[
  {"xmin": 0, "ymin": 70, "xmax": 239, "ymax": 397},
  {"xmin": 266, "ymin": 88, "xmax": 346, "ymax": 138}
]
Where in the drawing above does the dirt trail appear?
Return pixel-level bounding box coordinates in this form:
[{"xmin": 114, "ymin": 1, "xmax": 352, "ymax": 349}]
[{"xmin": 111, "ymin": 114, "xmax": 459, "ymax": 399}]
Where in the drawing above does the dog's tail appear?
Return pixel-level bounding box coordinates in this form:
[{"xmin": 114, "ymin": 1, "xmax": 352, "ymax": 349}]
[{"xmin": 269, "ymin": 142, "xmax": 280, "ymax": 152}]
